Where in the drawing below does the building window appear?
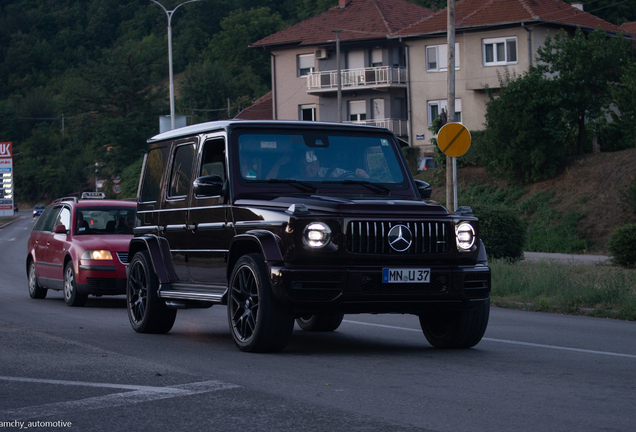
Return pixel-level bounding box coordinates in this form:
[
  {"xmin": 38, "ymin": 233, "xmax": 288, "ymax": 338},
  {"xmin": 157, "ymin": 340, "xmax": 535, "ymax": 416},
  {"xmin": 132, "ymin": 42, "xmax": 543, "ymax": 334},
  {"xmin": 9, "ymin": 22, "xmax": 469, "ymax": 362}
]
[
  {"xmin": 428, "ymin": 99, "xmax": 462, "ymax": 126},
  {"xmin": 371, "ymin": 49, "xmax": 383, "ymax": 67},
  {"xmin": 426, "ymin": 43, "xmax": 460, "ymax": 72},
  {"xmin": 482, "ymin": 37, "xmax": 517, "ymax": 65},
  {"xmin": 299, "ymin": 104, "xmax": 316, "ymax": 121},
  {"xmin": 298, "ymin": 54, "xmax": 314, "ymax": 77},
  {"xmin": 348, "ymin": 100, "xmax": 366, "ymax": 122}
]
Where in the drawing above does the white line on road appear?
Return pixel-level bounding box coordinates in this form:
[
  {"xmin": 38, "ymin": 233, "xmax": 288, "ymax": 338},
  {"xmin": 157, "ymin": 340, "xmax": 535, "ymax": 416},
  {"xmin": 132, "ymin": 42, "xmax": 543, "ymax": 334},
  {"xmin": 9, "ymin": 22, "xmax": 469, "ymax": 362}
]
[
  {"xmin": 0, "ymin": 377, "xmax": 240, "ymax": 419},
  {"xmin": 343, "ymin": 320, "xmax": 636, "ymax": 359}
]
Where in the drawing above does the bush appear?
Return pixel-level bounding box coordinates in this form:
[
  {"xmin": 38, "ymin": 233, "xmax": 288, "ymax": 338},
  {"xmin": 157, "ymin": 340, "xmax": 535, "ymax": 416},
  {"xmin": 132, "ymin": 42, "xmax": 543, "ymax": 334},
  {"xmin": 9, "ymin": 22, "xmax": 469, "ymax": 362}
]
[
  {"xmin": 401, "ymin": 146, "xmax": 421, "ymax": 174},
  {"xmin": 608, "ymin": 224, "xmax": 636, "ymax": 267},
  {"xmin": 472, "ymin": 204, "xmax": 526, "ymax": 262}
]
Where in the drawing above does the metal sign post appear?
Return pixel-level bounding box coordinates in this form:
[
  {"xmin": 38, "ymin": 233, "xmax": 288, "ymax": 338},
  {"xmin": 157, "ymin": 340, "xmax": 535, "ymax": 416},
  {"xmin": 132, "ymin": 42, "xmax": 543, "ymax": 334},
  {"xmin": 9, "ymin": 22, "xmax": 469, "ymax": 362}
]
[{"xmin": 436, "ymin": 123, "xmax": 471, "ymax": 213}]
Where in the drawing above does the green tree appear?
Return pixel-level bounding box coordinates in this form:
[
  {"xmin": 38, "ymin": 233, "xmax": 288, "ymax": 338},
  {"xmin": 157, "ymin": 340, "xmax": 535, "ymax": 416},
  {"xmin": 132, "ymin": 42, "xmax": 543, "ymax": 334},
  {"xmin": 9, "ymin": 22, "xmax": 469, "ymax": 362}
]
[
  {"xmin": 482, "ymin": 70, "xmax": 569, "ymax": 183},
  {"xmin": 186, "ymin": 7, "xmax": 285, "ymax": 110},
  {"xmin": 60, "ymin": 35, "xmax": 167, "ymax": 176},
  {"xmin": 536, "ymin": 28, "xmax": 631, "ymax": 155}
]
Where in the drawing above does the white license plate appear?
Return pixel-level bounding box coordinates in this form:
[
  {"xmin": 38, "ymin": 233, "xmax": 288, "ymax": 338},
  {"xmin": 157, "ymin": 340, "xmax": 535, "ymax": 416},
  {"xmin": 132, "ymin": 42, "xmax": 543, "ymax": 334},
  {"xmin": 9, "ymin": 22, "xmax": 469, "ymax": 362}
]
[{"xmin": 382, "ymin": 268, "xmax": 430, "ymax": 283}]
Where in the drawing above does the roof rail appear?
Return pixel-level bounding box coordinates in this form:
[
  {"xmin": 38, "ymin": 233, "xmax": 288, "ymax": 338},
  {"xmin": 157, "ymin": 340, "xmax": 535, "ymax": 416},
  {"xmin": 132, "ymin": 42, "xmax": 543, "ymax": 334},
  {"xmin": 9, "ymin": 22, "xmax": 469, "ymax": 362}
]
[{"xmin": 52, "ymin": 196, "xmax": 78, "ymax": 204}]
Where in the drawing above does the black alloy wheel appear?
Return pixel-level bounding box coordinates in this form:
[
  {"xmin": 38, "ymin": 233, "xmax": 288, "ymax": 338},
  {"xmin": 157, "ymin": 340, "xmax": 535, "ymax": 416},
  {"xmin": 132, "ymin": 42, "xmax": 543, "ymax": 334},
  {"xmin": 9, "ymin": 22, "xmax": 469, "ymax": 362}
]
[
  {"xmin": 127, "ymin": 250, "xmax": 176, "ymax": 334},
  {"xmin": 228, "ymin": 254, "xmax": 294, "ymax": 353}
]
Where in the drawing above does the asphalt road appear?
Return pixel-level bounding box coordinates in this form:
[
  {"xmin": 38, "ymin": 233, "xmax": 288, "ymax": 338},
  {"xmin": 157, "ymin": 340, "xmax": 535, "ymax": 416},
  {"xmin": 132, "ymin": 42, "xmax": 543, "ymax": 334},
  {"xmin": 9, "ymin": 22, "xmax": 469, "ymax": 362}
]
[{"xmin": 1, "ymin": 212, "xmax": 635, "ymax": 432}]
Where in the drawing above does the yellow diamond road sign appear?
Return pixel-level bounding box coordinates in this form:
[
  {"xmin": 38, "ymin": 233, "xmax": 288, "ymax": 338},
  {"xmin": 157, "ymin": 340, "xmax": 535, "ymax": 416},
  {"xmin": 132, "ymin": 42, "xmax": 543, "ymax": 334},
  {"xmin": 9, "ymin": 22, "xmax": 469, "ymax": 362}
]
[{"xmin": 437, "ymin": 122, "xmax": 471, "ymax": 158}]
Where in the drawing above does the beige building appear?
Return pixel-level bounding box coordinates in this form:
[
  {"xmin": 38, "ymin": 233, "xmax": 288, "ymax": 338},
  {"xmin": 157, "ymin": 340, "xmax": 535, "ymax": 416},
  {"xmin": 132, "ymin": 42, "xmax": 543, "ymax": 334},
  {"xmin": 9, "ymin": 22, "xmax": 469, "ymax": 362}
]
[{"xmin": 251, "ymin": 0, "xmax": 625, "ymax": 153}]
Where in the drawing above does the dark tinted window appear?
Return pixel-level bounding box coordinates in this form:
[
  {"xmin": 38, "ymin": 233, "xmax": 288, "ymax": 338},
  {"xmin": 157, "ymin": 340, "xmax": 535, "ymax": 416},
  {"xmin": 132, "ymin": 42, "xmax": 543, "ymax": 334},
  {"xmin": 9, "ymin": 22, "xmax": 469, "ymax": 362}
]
[
  {"xmin": 168, "ymin": 144, "xmax": 195, "ymax": 198},
  {"xmin": 42, "ymin": 206, "xmax": 62, "ymax": 232},
  {"xmin": 140, "ymin": 146, "xmax": 168, "ymax": 203},
  {"xmin": 200, "ymin": 139, "xmax": 226, "ymax": 181},
  {"xmin": 33, "ymin": 207, "xmax": 54, "ymax": 231}
]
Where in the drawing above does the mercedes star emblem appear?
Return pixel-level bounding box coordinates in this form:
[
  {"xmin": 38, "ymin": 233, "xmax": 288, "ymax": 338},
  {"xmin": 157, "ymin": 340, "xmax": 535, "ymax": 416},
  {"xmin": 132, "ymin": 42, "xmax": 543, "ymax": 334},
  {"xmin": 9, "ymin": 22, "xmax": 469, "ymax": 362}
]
[{"xmin": 388, "ymin": 224, "xmax": 412, "ymax": 252}]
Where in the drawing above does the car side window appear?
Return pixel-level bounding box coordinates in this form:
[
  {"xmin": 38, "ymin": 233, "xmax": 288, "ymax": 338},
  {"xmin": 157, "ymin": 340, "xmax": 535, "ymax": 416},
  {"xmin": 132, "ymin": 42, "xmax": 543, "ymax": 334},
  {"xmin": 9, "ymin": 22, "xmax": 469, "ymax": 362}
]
[
  {"xmin": 42, "ymin": 206, "xmax": 62, "ymax": 232},
  {"xmin": 168, "ymin": 144, "xmax": 195, "ymax": 198},
  {"xmin": 200, "ymin": 139, "xmax": 226, "ymax": 181},
  {"xmin": 140, "ymin": 146, "xmax": 169, "ymax": 203},
  {"xmin": 33, "ymin": 207, "xmax": 53, "ymax": 231},
  {"xmin": 54, "ymin": 207, "xmax": 71, "ymax": 231}
]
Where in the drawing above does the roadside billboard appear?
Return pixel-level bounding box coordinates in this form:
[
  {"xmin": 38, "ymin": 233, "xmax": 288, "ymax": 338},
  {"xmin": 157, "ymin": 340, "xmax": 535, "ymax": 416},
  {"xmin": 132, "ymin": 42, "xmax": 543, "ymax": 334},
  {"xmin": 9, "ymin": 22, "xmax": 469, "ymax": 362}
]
[{"xmin": 0, "ymin": 142, "xmax": 14, "ymax": 217}]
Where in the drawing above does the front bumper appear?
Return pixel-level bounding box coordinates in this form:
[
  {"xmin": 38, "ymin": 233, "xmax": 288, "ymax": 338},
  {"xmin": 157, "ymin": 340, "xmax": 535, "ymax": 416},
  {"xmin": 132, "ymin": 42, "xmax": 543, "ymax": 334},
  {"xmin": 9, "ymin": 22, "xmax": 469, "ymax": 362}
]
[
  {"xmin": 75, "ymin": 259, "xmax": 128, "ymax": 296},
  {"xmin": 270, "ymin": 264, "xmax": 490, "ymax": 314}
]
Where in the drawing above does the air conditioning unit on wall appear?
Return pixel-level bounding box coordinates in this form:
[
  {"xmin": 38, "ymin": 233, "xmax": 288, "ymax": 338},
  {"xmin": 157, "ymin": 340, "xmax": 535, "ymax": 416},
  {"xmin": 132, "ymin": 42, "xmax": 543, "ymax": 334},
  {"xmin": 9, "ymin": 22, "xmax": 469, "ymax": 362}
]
[{"xmin": 315, "ymin": 49, "xmax": 328, "ymax": 60}]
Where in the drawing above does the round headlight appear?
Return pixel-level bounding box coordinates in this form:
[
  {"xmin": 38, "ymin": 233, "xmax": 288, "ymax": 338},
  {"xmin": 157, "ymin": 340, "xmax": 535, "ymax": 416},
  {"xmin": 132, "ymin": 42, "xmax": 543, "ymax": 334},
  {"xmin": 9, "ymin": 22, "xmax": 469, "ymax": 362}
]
[
  {"xmin": 81, "ymin": 250, "xmax": 113, "ymax": 260},
  {"xmin": 303, "ymin": 222, "xmax": 332, "ymax": 248},
  {"xmin": 456, "ymin": 223, "xmax": 475, "ymax": 251}
]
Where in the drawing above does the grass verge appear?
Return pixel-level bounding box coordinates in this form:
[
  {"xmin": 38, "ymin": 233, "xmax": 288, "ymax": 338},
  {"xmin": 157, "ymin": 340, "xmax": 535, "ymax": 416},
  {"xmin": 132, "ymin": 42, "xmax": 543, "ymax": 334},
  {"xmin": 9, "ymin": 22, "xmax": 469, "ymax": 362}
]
[
  {"xmin": 0, "ymin": 217, "xmax": 17, "ymax": 226},
  {"xmin": 490, "ymin": 259, "xmax": 636, "ymax": 320}
]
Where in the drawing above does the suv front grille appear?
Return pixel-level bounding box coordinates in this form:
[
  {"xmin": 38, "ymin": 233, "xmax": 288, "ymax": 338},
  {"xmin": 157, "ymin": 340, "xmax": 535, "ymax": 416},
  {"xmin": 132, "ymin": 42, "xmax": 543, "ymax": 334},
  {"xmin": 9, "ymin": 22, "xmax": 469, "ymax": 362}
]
[{"xmin": 346, "ymin": 221, "xmax": 450, "ymax": 254}]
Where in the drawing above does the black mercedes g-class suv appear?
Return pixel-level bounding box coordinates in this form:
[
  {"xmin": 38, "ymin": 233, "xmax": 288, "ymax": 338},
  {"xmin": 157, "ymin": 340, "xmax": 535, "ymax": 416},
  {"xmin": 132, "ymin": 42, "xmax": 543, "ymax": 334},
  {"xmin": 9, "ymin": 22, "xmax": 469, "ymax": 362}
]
[{"xmin": 127, "ymin": 120, "xmax": 490, "ymax": 352}]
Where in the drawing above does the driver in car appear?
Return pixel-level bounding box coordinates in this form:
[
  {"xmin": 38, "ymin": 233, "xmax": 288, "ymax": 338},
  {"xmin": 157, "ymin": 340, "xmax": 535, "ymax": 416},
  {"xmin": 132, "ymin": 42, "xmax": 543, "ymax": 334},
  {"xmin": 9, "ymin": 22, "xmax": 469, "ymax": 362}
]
[{"xmin": 273, "ymin": 150, "xmax": 368, "ymax": 180}]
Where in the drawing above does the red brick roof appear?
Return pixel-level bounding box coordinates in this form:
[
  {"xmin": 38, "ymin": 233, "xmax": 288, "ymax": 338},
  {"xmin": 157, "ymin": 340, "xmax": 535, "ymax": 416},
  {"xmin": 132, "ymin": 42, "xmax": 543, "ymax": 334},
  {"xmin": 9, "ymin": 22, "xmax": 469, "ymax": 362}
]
[
  {"xmin": 234, "ymin": 91, "xmax": 273, "ymax": 120},
  {"xmin": 620, "ymin": 21, "xmax": 636, "ymax": 36},
  {"xmin": 251, "ymin": 0, "xmax": 434, "ymax": 48},
  {"xmin": 397, "ymin": 0, "xmax": 623, "ymax": 36}
]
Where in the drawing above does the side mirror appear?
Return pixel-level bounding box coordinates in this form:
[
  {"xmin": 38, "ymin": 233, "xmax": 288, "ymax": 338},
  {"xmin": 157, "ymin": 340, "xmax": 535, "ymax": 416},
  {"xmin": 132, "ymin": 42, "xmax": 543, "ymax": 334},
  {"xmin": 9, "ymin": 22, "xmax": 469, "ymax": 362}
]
[
  {"xmin": 193, "ymin": 175, "xmax": 225, "ymax": 197},
  {"xmin": 414, "ymin": 179, "xmax": 432, "ymax": 199},
  {"xmin": 53, "ymin": 224, "xmax": 68, "ymax": 234}
]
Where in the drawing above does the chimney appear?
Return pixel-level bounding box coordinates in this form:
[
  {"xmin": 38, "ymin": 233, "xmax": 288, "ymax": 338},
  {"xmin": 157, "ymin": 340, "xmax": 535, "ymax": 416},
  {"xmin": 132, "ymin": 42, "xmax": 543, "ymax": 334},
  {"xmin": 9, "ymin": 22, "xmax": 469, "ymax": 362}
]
[
  {"xmin": 339, "ymin": 0, "xmax": 351, "ymax": 8},
  {"xmin": 572, "ymin": 2, "xmax": 583, "ymax": 11}
]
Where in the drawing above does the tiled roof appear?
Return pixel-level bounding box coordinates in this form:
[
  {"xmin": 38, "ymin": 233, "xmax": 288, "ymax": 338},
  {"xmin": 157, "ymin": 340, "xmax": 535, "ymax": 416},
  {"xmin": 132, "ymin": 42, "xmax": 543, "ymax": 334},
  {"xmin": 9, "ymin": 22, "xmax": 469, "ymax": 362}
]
[
  {"xmin": 396, "ymin": 0, "xmax": 623, "ymax": 36},
  {"xmin": 251, "ymin": 0, "xmax": 433, "ymax": 48},
  {"xmin": 620, "ymin": 21, "xmax": 636, "ymax": 36},
  {"xmin": 234, "ymin": 91, "xmax": 273, "ymax": 120}
]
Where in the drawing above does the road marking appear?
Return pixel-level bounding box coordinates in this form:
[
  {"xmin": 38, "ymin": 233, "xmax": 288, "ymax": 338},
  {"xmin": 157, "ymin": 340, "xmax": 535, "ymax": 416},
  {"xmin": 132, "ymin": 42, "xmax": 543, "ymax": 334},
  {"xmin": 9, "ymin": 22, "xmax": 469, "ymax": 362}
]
[
  {"xmin": 0, "ymin": 377, "xmax": 240, "ymax": 418},
  {"xmin": 343, "ymin": 320, "xmax": 636, "ymax": 359}
]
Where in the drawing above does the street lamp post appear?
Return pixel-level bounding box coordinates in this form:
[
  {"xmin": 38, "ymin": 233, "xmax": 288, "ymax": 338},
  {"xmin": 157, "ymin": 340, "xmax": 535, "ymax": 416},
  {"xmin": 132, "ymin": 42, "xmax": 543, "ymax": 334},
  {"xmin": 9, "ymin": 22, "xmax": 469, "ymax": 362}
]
[{"xmin": 150, "ymin": 0, "xmax": 202, "ymax": 131}]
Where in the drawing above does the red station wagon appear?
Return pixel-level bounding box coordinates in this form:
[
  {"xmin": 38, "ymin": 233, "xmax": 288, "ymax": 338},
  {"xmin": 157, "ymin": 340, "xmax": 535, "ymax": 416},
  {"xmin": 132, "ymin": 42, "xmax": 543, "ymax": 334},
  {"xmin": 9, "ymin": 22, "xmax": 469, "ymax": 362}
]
[{"xmin": 26, "ymin": 192, "xmax": 137, "ymax": 306}]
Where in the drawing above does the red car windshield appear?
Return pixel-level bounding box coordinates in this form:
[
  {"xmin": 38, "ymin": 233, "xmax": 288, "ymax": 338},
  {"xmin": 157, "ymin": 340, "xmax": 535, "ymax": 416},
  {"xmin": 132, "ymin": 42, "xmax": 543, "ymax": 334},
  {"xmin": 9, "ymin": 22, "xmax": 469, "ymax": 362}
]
[{"xmin": 75, "ymin": 207, "xmax": 135, "ymax": 235}]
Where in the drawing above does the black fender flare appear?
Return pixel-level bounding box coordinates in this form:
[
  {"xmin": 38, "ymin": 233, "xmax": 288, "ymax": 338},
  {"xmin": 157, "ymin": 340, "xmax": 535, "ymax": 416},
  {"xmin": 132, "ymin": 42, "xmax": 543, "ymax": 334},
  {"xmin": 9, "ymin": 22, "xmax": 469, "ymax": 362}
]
[
  {"xmin": 227, "ymin": 230, "xmax": 284, "ymax": 281},
  {"xmin": 128, "ymin": 236, "xmax": 178, "ymax": 284},
  {"xmin": 477, "ymin": 239, "xmax": 488, "ymax": 265}
]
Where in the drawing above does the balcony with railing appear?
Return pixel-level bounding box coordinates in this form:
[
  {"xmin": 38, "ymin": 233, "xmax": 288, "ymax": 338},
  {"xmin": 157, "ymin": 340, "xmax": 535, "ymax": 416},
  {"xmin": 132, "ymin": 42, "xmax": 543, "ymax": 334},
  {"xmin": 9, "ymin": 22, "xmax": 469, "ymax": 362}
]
[
  {"xmin": 344, "ymin": 119, "xmax": 409, "ymax": 137},
  {"xmin": 307, "ymin": 66, "xmax": 407, "ymax": 93}
]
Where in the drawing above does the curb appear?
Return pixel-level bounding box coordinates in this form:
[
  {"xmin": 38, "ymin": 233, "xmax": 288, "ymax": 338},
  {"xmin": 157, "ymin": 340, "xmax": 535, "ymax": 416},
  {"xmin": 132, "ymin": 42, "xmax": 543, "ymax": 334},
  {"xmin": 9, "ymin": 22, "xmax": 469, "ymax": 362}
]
[{"xmin": 0, "ymin": 215, "xmax": 24, "ymax": 229}]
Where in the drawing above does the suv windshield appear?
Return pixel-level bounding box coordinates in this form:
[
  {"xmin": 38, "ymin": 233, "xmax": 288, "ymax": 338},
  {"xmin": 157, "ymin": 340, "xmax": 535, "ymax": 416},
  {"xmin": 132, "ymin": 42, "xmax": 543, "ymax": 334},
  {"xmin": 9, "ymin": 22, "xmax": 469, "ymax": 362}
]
[
  {"xmin": 75, "ymin": 207, "xmax": 135, "ymax": 235},
  {"xmin": 236, "ymin": 131, "xmax": 405, "ymax": 187}
]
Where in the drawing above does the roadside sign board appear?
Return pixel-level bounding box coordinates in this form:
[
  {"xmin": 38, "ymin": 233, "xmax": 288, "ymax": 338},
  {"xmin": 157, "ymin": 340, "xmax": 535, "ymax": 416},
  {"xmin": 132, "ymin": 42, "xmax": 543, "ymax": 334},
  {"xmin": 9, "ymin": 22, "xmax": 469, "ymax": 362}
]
[
  {"xmin": 437, "ymin": 123, "xmax": 471, "ymax": 157},
  {"xmin": 0, "ymin": 142, "xmax": 13, "ymax": 217}
]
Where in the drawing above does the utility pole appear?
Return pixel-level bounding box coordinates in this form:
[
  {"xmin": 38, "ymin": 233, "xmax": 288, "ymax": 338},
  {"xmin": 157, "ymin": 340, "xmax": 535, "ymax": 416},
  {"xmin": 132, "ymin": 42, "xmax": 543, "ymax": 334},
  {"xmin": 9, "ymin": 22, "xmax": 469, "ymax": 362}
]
[
  {"xmin": 446, "ymin": 0, "xmax": 456, "ymax": 212},
  {"xmin": 151, "ymin": 0, "xmax": 203, "ymax": 131},
  {"xmin": 335, "ymin": 30, "xmax": 342, "ymax": 123}
]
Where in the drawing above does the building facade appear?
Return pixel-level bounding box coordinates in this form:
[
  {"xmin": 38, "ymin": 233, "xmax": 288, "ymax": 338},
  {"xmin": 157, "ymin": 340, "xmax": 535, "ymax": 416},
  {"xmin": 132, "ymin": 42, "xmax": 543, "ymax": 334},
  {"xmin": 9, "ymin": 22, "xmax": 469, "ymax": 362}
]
[{"xmin": 251, "ymin": 0, "xmax": 625, "ymax": 153}]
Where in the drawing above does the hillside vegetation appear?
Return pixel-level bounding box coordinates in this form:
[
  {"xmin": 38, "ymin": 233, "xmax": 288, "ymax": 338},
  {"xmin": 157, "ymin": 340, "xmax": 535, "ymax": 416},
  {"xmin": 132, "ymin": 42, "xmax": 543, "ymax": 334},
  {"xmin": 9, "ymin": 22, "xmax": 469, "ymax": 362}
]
[{"xmin": 417, "ymin": 147, "xmax": 636, "ymax": 254}]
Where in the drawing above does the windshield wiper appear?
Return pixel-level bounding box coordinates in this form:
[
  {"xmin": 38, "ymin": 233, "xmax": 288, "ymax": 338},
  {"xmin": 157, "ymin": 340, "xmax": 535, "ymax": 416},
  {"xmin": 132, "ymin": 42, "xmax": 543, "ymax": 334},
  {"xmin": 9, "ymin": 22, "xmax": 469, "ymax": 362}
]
[
  {"xmin": 248, "ymin": 179, "xmax": 317, "ymax": 193},
  {"xmin": 321, "ymin": 179, "xmax": 390, "ymax": 194}
]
